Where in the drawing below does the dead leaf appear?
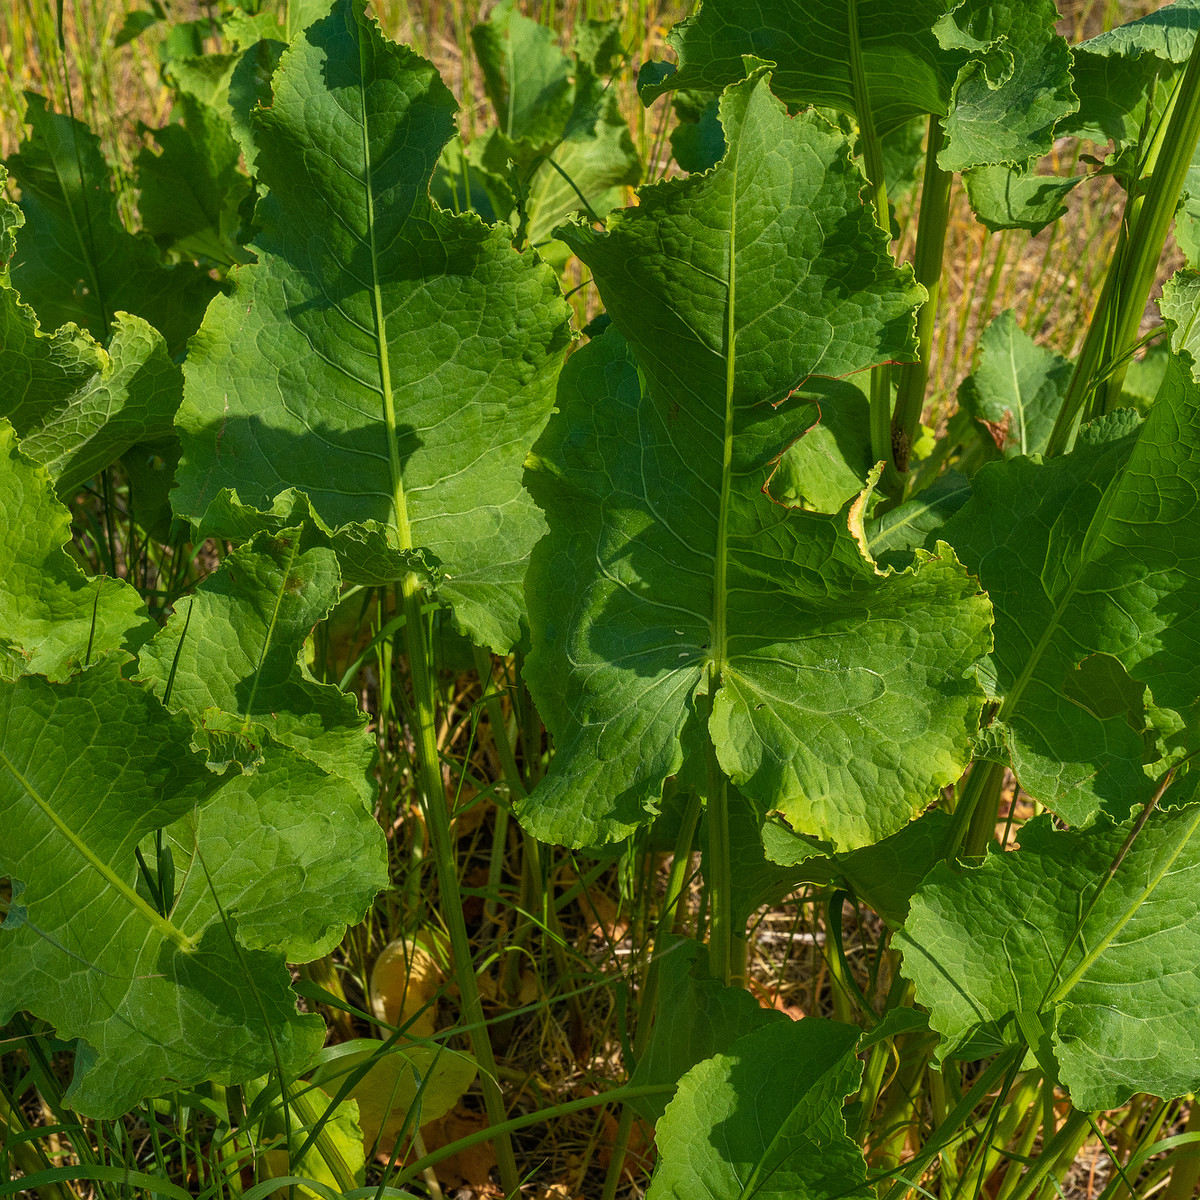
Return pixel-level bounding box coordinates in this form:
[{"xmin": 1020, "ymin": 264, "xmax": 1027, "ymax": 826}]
[
  {"xmin": 411, "ymin": 1106, "xmax": 499, "ymax": 1195},
  {"xmin": 370, "ymin": 932, "xmax": 446, "ymax": 1036}
]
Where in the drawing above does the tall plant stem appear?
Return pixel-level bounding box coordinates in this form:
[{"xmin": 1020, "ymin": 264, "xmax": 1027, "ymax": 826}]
[
  {"xmin": 946, "ymin": 758, "xmax": 1006, "ymax": 859},
  {"xmin": 600, "ymin": 790, "xmax": 703, "ymax": 1200},
  {"xmin": 704, "ymin": 692, "xmax": 736, "ymax": 985},
  {"xmin": 892, "ymin": 117, "xmax": 953, "ymax": 476},
  {"xmin": 400, "ymin": 577, "xmax": 518, "ymax": 1197},
  {"xmin": 1047, "ymin": 35, "xmax": 1200, "ymax": 455},
  {"xmin": 848, "ymin": 0, "xmax": 901, "ymax": 494}
]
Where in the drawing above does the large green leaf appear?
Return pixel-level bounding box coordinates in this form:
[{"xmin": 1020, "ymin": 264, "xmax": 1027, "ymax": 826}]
[
  {"xmin": 639, "ymin": 0, "xmax": 1075, "ymax": 170},
  {"xmin": 647, "ymin": 1018, "xmax": 870, "ymax": 1200},
  {"xmin": 1063, "ymin": 1, "xmax": 1198, "ymax": 176},
  {"xmin": 5, "ymin": 93, "xmax": 218, "ymax": 355},
  {"xmin": 0, "ymin": 419, "xmax": 152, "ymax": 681},
  {"xmin": 941, "ymin": 355, "xmax": 1200, "ymax": 823},
  {"xmin": 519, "ymin": 73, "xmax": 990, "ymax": 851},
  {"xmin": 174, "ymin": 0, "xmax": 572, "ymax": 652},
  {"xmin": 138, "ymin": 530, "xmax": 376, "ymax": 804},
  {"xmin": 957, "ymin": 310, "xmax": 1070, "ymax": 458},
  {"xmin": 900, "ymin": 805, "xmax": 1200, "ymax": 1109},
  {"xmin": 0, "ymin": 665, "xmax": 383, "ymax": 1115}
]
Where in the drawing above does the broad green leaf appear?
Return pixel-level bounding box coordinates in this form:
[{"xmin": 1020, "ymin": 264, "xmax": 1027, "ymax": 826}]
[
  {"xmin": 6, "ymin": 93, "xmax": 218, "ymax": 355},
  {"xmin": 136, "ymin": 85, "xmax": 253, "ymax": 266},
  {"xmin": 639, "ymin": 0, "xmax": 1075, "ymax": 170},
  {"xmin": 963, "ymin": 162, "xmax": 1081, "ymax": 235},
  {"xmin": 520, "ymin": 74, "xmax": 990, "ymax": 851},
  {"xmin": 648, "ymin": 1018, "xmax": 869, "ymax": 1200},
  {"xmin": 0, "ymin": 308, "xmax": 181, "ymax": 497},
  {"xmin": 957, "ymin": 310, "xmax": 1071, "ymax": 458},
  {"xmin": 1063, "ymin": 2, "xmax": 1197, "ymax": 158},
  {"xmin": 901, "ymin": 805, "xmax": 1200, "ymax": 1109},
  {"xmin": 628, "ymin": 937, "xmax": 785, "ymax": 1123},
  {"xmin": 0, "ymin": 666, "xmax": 324, "ymax": 1115},
  {"xmin": 941, "ymin": 359, "xmax": 1200, "ymax": 823},
  {"xmin": 174, "ymin": 0, "xmax": 572, "ymax": 652},
  {"xmin": 472, "ymin": 1, "xmax": 573, "ymax": 144},
  {"xmin": 163, "ymin": 739, "xmax": 387, "ymax": 965},
  {"xmin": 0, "ymin": 419, "xmax": 152, "ymax": 680},
  {"xmin": 936, "ymin": 0, "xmax": 1077, "ymax": 174},
  {"xmin": 138, "ymin": 530, "xmax": 376, "ymax": 805}
]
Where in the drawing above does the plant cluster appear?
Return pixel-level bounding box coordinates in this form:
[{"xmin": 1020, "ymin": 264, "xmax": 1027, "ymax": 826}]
[{"xmin": 3, "ymin": 1, "xmax": 1200, "ymax": 1198}]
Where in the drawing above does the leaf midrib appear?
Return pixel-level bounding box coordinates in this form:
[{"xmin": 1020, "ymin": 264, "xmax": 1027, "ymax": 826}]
[
  {"xmin": 709, "ymin": 115, "xmax": 741, "ymax": 684},
  {"xmin": 995, "ymin": 456, "xmax": 1131, "ymax": 725},
  {"xmin": 356, "ymin": 21, "xmax": 413, "ymax": 558},
  {"xmin": 1049, "ymin": 806, "xmax": 1200, "ymax": 1005},
  {"xmin": 0, "ymin": 745, "xmax": 195, "ymax": 951},
  {"xmin": 241, "ymin": 535, "xmax": 301, "ymax": 722}
]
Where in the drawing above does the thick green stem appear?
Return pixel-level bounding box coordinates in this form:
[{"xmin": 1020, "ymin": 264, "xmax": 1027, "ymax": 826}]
[
  {"xmin": 848, "ymin": 0, "xmax": 901, "ymax": 494},
  {"xmin": 401, "ymin": 577, "xmax": 518, "ymax": 1196},
  {"xmin": 704, "ymin": 700, "xmax": 735, "ymax": 986},
  {"xmin": 946, "ymin": 758, "xmax": 1006, "ymax": 860},
  {"xmin": 963, "ymin": 758, "xmax": 1007, "ymax": 859},
  {"xmin": 892, "ymin": 118, "xmax": 953, "ymax": 475},
  {"xmin": 1098, "ymin": 51, "xmax": 1200, "ymax": 415},
  {"xmin": 1048, "ymin": 37, "xmax": 1200, "ymax": 455}
]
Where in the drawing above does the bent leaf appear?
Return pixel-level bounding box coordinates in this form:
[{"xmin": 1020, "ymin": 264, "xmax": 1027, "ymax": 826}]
[
  {"xmin": 901, "ymin": 805, "xmax": 1200, "ymax": 1110},
  {"xmin": 647, "ymin": 1018, "xmax": 869, "ymax": 1200},
  {"xmin": 0, "ymin": 188, "xmax": 184, "ymax": 494},
  {"xmin": 520, "ymin": 74, "xmax": 990, "ymax": 850},
  {"xmin": 0, "ymin": 419, "xmax": 152, "ymax": 680},
  {"xmin": 174, "ymin": 0, "xmax": 572, "ymax": 652},
  {"xmin": 6, "ymin": 93, "xmax": 218, "ymax": 355}
]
